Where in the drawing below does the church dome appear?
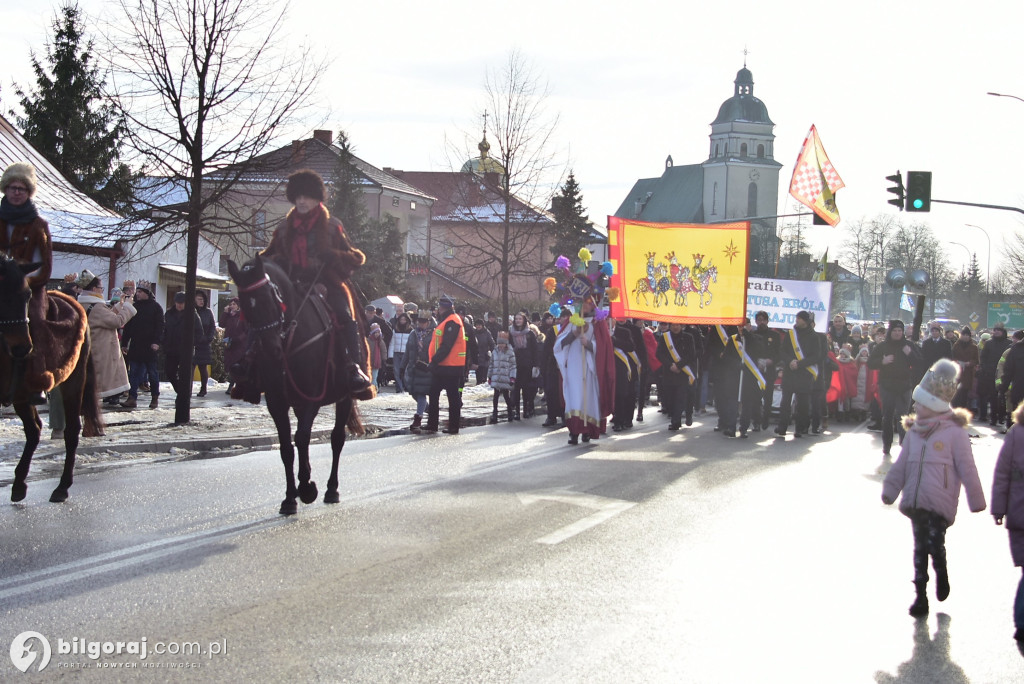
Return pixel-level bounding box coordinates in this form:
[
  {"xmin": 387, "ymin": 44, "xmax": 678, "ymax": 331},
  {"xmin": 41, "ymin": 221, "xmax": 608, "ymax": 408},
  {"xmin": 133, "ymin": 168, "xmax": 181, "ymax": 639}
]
[
  {"xmin": 460, "ymin": 130, "xmax": 506, "ymax": 175},
  {"xmin": 712, "ymin": 67, "xmax": 774, "ymax": 125}
]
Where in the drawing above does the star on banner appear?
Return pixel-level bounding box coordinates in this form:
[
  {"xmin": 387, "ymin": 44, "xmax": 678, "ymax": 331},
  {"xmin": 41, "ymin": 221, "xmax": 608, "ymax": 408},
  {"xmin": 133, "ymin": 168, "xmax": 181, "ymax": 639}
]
[{"xmin": 723, "ymin": 238, "xmax": 740, "ymax": 264}]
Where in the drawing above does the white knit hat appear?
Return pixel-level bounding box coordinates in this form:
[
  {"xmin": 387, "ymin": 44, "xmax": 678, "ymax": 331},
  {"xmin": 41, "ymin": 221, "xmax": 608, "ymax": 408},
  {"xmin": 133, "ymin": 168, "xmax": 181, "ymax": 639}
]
[{"xmin": 912, "ymin": 359, "xmax": 960, "ymax": 412}]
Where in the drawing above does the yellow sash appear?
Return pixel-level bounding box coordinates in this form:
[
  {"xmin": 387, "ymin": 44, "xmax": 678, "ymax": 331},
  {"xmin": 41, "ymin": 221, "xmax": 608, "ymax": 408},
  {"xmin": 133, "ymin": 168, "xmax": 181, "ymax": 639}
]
[
  {"xmin": 732, "ymin": 335, "xmax": 766, "ymax": 390},
  {"xmin": 788, "ymin": 328, "xmax": 818, "ymax": 380},
  {"xmin": 614, "ymin": 348, "xmax": 632, "ymax": 381}
]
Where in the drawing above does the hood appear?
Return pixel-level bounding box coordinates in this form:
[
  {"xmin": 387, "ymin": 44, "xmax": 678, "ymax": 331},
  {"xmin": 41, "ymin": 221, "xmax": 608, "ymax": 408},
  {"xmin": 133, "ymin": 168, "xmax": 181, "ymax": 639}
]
[{"xmin": 902, "ymin": 407, "xmax": 972, "ymax": 431}]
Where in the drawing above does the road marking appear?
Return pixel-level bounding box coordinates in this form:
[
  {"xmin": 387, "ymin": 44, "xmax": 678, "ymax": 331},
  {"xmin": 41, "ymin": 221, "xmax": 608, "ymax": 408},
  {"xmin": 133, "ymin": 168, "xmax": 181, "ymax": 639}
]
[{"xmin": 518, "ymin": 489, "xmax": 636, "ymax": 545}]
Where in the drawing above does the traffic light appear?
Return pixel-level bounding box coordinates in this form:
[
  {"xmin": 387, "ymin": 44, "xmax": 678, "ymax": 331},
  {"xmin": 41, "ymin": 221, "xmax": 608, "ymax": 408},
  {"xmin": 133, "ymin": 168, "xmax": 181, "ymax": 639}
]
[
  {"xmin": 906, "ymin": 171, "xmax": 932, "ymax": 212},
  {"xmin": 886, "ymin": 171, "xmax": 905, "ymax": 211}
]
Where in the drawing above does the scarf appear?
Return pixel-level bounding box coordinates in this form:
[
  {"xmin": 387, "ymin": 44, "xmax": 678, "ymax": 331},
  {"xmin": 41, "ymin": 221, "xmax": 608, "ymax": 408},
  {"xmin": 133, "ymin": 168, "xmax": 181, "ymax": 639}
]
[
  {"xmin": 286, "ymin": 203, "xmax": 327, "ymax": 268},
  {"xmin": 0, "ymin": 197, "xmax": 39, "ymax": 225},
  {"xmin": 509, "ymin": 325, "xmax": 530, "ymax": 350},
  {"xmin": 415, "ymin": 327, "xmax": 431, "ymax": 353}
]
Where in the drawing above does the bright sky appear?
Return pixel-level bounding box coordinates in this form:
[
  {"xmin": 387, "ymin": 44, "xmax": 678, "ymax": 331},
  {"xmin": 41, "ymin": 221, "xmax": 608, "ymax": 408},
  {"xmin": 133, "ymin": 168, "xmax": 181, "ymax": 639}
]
[{"xmin": 4, "ymin": 0, "xmax": 1023, "ymax": 280}]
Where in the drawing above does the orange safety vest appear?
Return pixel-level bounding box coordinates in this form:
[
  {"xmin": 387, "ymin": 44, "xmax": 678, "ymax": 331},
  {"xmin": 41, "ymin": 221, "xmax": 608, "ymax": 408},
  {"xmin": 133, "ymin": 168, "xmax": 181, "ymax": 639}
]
[{"xmin": 429, "ymin": 312, "xmax": 467, "ymax": 366}]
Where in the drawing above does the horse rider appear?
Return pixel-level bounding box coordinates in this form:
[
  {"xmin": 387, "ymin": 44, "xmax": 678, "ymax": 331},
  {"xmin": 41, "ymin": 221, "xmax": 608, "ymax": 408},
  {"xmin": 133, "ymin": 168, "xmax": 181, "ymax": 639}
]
[
  {"xmin": 260, "ymin": 169, "xmax": 372, "ymax": 393},
  {"xmin": 0, "ymin": 162, "xmax": 53, "ymax": 404}
]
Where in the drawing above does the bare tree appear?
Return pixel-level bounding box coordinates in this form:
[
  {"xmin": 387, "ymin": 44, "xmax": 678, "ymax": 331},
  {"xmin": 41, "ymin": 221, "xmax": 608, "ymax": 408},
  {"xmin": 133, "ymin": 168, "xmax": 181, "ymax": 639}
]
[
  {"xmin": 441, "ymin": 50, "xmax": 563, "ymax": 321},
  {"xmin": 103, "ymin": 0, "xmax": 325, "ymax": 424},
  {"xmin": 999, "ymin": 231, "xmax": 1024, "ymax": 296}
]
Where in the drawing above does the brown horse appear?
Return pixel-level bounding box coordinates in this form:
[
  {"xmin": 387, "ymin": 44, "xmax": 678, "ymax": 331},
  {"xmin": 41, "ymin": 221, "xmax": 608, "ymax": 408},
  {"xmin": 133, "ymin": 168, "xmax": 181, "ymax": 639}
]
[
  {"xmin": 0, "ymin": 255, "xmax": 100, "ymax": 503},
  {"xmin": 228, "ymin": 256, "xmax": 366, "ymax": 515}
]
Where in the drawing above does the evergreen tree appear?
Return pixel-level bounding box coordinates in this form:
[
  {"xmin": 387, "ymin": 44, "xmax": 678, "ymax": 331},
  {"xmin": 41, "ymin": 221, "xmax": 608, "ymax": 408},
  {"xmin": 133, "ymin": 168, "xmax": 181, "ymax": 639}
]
[
  {"xmin": 949, "ymin": 253, "xmax": 987, "ymax": 323},
  {"xmin": 549, "ymin": 171, "xmax": 592, "ymax": 266},
  {"xmin": 328, "ymin": 132, "xmax": 412, "ymax": 301},
  {"xmin": 13, "ymin": 4, "xmax": 134, "ymax": 212}
]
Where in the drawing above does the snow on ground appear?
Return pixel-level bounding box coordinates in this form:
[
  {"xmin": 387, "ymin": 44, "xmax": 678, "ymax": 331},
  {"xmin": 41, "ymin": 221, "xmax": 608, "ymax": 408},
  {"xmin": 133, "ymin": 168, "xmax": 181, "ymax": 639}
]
[{"xmin": 1, "ymin": 377, "xmax": 497, "ymax": 479}]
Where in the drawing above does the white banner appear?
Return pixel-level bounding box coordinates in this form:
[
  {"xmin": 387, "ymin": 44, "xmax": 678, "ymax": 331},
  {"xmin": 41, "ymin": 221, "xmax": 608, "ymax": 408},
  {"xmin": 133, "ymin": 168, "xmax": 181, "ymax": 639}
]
[{"xmin": 745, "ymin": 278, "xmax": 833, "ymax": 333}]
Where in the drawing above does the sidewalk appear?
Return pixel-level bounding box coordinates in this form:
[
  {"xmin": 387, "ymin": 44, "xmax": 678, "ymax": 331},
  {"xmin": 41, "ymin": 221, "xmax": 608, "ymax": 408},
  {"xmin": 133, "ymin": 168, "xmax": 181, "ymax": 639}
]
[{"xmin": 0, "ymin": 376, "xmax": 534, "ymax": 468}]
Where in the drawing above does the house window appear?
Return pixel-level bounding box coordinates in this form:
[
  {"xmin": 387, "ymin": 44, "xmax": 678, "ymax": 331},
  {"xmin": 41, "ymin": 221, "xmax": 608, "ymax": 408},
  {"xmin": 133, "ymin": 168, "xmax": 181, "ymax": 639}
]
[
  {"xmin": 251, "ymin": 210, "xmax": 268, "ymax": 248},
  {"xmin": 410, "ymin": 201, "xmax": 416, "ymax": 211},
  {"xmin": 444, "ymin": 245, "xmax": 455, "ymax": 259},
  {"xmin": 740, "ymin": 143, "xmax": 748, "ymax": 157},
  {"xmin": 392, "ymin": 196, "xmax": 400, "ymax": 207}
]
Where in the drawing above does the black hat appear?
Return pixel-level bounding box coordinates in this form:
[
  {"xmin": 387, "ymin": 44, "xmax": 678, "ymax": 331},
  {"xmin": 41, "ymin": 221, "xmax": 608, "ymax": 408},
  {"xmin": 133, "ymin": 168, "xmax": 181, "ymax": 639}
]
[
  {"xmin": 285, "ymin": 169, "xmax": 326, "ymax": 203},
  {"xmin": 889, "ymin": 319, "xmax": 905, "ymax": 330},
  {"xmin": 795, "ymin": 310, "xmax": 812, "ymax": 323},
  {"xmin": 961, "ymin": 325, "xmax": 972, "ymax": 336},
  {"xmin": 174, "ymin": 292, "xmax": 186, "ymax": 303},
  {"xmin": 437, "ymin": 296, "xmax": 454, "ymax": 310}
]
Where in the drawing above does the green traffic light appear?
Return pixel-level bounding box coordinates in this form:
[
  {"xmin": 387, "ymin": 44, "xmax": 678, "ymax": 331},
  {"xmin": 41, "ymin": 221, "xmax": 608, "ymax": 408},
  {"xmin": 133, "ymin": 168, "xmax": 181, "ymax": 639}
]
[{"xmin": 912, "ymin": 199, "xmax": 923, "ymax": 209}]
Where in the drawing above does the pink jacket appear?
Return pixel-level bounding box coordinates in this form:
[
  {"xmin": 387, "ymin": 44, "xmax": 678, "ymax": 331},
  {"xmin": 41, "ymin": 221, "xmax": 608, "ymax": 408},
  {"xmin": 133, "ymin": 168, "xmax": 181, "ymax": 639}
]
[
  {"xmin": 992, "ymin": 408, "xmax": 1024, "ymax": 565},
  {"xmin": 882, "ymin": 408, "xmax": 986, "ymax": 524}
]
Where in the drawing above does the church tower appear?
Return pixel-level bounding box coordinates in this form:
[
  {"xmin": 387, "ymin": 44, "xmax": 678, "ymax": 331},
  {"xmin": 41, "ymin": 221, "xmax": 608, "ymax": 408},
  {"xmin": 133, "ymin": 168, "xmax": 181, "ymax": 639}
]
[{"xmin": 702, "ymin": 65, "xmax": 782, "ymax": 276}]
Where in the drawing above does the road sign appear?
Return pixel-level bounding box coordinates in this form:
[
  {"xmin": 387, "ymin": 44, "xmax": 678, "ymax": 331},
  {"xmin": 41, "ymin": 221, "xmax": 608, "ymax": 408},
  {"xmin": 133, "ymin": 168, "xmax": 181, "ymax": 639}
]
[
  {"xmin": 971, "ymin": 321, "xmax": 980, "ymax": 331},
  {"xmin": 988, "ymin": 302, "xmax": 1024, "ymax": 329},
  {"xmin": 970, "ymin": 311, "xmax": 980, "ymax": 322}
]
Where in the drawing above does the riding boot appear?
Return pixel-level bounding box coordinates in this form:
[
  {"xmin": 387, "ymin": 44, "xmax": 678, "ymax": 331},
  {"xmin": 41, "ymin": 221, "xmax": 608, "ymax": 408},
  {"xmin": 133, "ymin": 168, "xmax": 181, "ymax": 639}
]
[
  {"xmin": 909, "ymin": 581, "xmax": 929, "ymax": 617},
  {"xmin": 409, "ymin": 414, "xmax": 422, "ymax": 433},
  {"xmin": 342, "ymin": 318, "xmax": 372, "ymax": 393}
]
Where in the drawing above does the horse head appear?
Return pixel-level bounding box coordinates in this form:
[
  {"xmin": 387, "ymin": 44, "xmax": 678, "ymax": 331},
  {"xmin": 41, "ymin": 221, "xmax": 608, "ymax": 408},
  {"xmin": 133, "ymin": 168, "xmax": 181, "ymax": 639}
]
[
  {"xmin": 228, "ymin": 256, "xmax": 286, "ymax": 360},
  {"xmin": 0, "ymin": 254, "xmax": 37, "ymax": 359}
]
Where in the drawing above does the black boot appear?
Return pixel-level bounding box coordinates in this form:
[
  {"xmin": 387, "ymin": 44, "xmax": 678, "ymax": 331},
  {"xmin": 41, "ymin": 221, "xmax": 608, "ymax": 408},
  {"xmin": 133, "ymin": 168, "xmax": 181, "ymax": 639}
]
[
  {"xmin": 409, "ymin": 414, "xmax": 422, "ymax": 432},
  {"xmin": 934, "ymin": 556, "xmax": 950, "ymax": 601},
  {"xmin": 489, "ymin": 410, "xmax": 498, "ymax": 425},
  {"xmin": 909, "ymin": 581, "xmax": 929, "ymax": 617}
]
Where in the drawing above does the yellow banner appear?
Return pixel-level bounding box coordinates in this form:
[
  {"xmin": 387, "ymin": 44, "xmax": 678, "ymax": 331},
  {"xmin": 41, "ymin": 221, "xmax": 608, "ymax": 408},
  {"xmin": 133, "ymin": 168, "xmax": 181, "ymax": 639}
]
[{"xmin": 607, "ymin": 217, "xmax": 749, "ymax": 324}]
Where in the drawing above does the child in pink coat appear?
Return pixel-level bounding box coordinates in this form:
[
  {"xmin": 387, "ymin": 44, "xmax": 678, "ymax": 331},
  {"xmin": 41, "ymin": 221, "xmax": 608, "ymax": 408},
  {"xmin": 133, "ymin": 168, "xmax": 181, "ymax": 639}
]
[
  {"xmin": 882, "ymin": 358, "xmax": 987, "ymax": 617},
  {"xmin": 992, "ymin": 399, "xmax": 1024, "ymax": 644}
]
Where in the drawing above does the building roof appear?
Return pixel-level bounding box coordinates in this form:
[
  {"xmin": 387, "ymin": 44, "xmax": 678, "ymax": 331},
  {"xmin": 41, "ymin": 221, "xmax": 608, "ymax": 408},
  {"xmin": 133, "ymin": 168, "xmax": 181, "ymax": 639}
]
[
  {"xmin": 389, "ymin": 170, "xmax": 551, "ymax": 224},
  {"xmin": 613, "ymin": 164, "xmax": 704, "ymax": 223},
  {"xmin": 712, "ymin": 67, "xmax": 774, "ymax": 125},
  {"xmin": 212, "ymin": 133, "xmax": 435, "ymax": 202},
  {"xmin": 0, "ymin": 113, "xmax": 126, "ymax": 249}
]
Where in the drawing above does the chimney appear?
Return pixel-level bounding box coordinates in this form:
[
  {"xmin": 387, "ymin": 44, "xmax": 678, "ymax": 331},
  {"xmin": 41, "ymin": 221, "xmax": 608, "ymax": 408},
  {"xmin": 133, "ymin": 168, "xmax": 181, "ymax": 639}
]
[{"xmin": 313, "ymin": 130, "xmax": 333, "ymax": 145}]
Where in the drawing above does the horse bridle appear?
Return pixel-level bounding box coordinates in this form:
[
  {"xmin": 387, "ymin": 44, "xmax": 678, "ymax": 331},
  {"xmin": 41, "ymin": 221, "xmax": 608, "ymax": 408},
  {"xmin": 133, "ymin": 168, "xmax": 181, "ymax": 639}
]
[{"xmin": 238, "ymin": 274, "xmax": 286, "ymax": 334}]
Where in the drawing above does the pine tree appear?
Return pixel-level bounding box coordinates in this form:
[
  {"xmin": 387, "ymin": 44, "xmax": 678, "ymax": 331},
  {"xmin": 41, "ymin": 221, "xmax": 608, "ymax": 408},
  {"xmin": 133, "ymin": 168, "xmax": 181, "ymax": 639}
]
[
  {"xmin": 13, "ymin": 4, "xmax": 133, "ymax": 212},
  {"xmin": 549, "ymin": 172, "xmax": 591, "ymax": 266}
]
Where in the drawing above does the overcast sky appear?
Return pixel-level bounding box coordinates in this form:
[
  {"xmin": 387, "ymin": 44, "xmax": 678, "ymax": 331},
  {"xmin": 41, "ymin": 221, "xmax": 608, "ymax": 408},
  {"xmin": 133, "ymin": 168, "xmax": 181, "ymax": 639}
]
[{"xmin": 5, "ymin": 0, "xmax": 1022, "ymax": 279}]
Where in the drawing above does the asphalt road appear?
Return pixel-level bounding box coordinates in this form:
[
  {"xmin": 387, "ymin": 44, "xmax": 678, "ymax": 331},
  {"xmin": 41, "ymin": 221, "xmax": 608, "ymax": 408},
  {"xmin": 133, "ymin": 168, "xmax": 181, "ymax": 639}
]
[{"xmin": 2, "ymin": 416, "xmax": 1023, "ymax": 683}]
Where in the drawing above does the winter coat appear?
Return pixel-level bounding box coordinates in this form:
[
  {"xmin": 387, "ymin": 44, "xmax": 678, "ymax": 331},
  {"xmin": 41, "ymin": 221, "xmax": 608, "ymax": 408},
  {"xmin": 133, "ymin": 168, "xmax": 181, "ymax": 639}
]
[
  {"xmin": 79, "ymin": 293, "xmax": 136, "ymax": 398},
  {"xmin": 921, "ymin": 336, "xmax": 953, "ymax": 368},
  {"xmin": 121, "ymin": 297, "xmax": 164, "ymax": 363},
  {"xmin": 851, "ymin": 350, "xmax": 875, "ymax": 412},
  {"xmin": 403, "ymin": 328, "xmax": 434, "ymax": 396},
  {"xmin": 488, "ymin": 344, "xmax": 517, "ymax": 390},
  {"xmin": 368, "ymin": 326, "xmax": 386, "ymax": 370},
  {"xmin": 992, "ymin": 407, "xmax": 1024, "ymax": 565},
  {"xmin": 868, "ymin": 332, "xmax": 924, "ymax": 394},
  {"xmin": 474, "ymin": 328, "xmax": 494, "ymax": 367},
  {"xmin": 779, "ymin": 324, "xmax": 821, "ymax": 394},
  {"xmin": 509, "ymin": 324, "xmax": 539, "ymax": 387},
  {"xmin": 193, "ymin": 305, "xmax": 217, "ymax": 366},
  {"xmin": 219, "ymin": 309, "xmax": 249, "ymax": 372},
  {"xmin": 882, "ymin": 408, "xmax": 986, "ymax": 524},
  {"xmin": 836, "ymin": 355, "xmax": 858, "ymax": 401},
  {"xmin": 163, "ymin": 306, "xmax": 204, "ymax": 359},
  {"xmin": 952, "ymin": 339, "xmax": 979, "ymax": 397},
  {"xmin": 1001, "ymin": 341, "xmax": 1024, "ymax": 403},
  {"xmin": 0, "ymin": 214, "xmax": 52, "ymax": 290}
]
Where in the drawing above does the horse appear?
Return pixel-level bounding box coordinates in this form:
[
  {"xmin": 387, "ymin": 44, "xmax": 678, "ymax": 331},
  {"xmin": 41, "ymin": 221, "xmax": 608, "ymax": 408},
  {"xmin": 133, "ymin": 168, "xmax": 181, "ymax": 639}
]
[
  {"xmin": 0, "ymin": 254, "xmax": 100, "ymax": 503},
  {"xmin": 227, "ymin": 255, "xmax": 366, "ymax": 516},
  {"xmin": 698, "ymin": 265, "xmax": 718, "ymax": 308}
]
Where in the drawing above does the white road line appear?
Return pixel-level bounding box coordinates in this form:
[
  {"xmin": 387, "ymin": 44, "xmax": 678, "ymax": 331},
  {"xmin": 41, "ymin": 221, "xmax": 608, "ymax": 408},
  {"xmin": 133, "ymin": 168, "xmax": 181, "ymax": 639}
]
[{"xmin": 519, "ymin": 489, "xmax": 637, "ymax": 545}]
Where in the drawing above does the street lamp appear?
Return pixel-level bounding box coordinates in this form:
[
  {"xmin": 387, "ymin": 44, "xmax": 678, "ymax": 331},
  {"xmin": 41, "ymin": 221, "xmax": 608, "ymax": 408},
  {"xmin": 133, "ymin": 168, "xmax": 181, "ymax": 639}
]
[
  {"xmin": 988, "ymin": 91, "xmax": 1024, "ymax": 104},
  {"xmin": 964, "ymin": 224, "xmax": 991, "ymax": 293},
  {"xmin": 950, "ymin": 242, "xmax": 974, "ymax": 273}
]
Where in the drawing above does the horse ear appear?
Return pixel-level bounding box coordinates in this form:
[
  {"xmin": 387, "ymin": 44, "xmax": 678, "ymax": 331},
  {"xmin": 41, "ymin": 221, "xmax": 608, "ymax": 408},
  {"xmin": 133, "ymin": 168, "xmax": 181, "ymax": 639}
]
[
  {"xmin": 226, "ymin": 259, "xmax": 239, "ymax": 280},
  {"xmin": 19, "ymin": 261, "xmax": 43, "ymax": 277}
]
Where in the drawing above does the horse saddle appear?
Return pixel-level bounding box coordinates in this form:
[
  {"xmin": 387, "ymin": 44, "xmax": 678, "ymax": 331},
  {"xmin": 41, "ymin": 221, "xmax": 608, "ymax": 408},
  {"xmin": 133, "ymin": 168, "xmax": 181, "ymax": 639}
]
[{"xmin": 30, "ymin": 290, "xmax": 87, "ymax": 391}]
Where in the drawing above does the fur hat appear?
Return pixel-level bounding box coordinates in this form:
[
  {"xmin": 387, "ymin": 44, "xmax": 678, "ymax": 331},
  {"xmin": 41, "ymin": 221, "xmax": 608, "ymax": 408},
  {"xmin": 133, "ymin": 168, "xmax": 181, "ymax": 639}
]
[
  {"xmin": 76, "ymin": 269, "xmax": 99, "ymax": 291},
  {"xmin": 913, "ymin": 359, "xmax": 960, "ymax": 413},
  {"xmin": 1, "ymin": 162, "xmax": 38, "ymax": 197},
  {"xmin": 285, "ymin": 169, "xmax": 325, "ymax": 203}
]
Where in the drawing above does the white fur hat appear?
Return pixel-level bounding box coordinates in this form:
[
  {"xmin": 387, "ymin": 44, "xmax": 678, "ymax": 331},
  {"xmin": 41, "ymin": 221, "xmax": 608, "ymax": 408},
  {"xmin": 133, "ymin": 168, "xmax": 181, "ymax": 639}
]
[
  {"xmin": 1, "ymin": 162, "xmax": 38, "ymax": 197},
  {"xmin": 912, "ymin": 359, "xmax": 960, "ymax": 412}
]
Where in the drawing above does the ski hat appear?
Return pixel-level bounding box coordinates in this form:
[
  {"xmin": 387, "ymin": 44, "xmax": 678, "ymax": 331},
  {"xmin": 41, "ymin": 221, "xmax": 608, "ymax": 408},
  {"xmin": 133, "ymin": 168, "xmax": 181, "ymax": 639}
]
[
  {"xmin": 851, "ymin": 325, "xmax": 862, "ymax": 335},
  {"xmin": 888, "ymin": 319, "xmax": 904, "ymax": 330},
  {"xmin": 912, "ymin": 358, "xmax": 961, "ymax": 413}
]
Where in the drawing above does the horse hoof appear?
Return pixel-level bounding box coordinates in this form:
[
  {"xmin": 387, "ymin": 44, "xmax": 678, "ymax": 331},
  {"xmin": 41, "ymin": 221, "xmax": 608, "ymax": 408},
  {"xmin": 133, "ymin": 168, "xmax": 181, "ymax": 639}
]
[
  {"xmin": 298, "ymin": 481, "xmax": 318, "ymax": 505},
  {"xmin": 279, "ymin": 500, "xmax": 298, "ymax": 516},
  {"xmin": 11, "ymin": 481, "xmax": 27, "ymax": 502},
  {"xmin": 49, "ymin": 487, "xmax": 69, "ymax": 503},
  {"xmin": 324, "ymin": 490, "xmax": 340, "ymax": 504}
]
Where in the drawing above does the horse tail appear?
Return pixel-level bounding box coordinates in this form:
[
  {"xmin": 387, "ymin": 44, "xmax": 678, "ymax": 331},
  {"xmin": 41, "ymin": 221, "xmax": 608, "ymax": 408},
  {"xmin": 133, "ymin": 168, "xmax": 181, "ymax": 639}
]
[
  {"xmin": 346, "ymin": 400, "xmax": 365, "ymax": 436},
  {"xmin": 80, "ymin": 335, "xmax": 104, "ymax": 437}
]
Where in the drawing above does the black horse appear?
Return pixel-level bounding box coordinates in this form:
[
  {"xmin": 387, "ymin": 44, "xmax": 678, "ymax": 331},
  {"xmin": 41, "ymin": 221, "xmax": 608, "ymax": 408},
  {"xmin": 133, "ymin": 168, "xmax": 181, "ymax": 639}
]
[
  {"xmin": 0, "ymin": 254, "xmax": 100, "ymax": 502},
  {"xmin": 228, "ymin": 255, "xmax": 366, "ymax": 515}
]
